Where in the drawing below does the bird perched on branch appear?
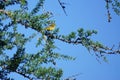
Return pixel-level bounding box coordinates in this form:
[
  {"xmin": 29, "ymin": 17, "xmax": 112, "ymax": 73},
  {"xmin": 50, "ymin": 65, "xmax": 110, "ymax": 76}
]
[{"xmin": 45, "ymin": 23, "xmax": 56, "ymax": 31}]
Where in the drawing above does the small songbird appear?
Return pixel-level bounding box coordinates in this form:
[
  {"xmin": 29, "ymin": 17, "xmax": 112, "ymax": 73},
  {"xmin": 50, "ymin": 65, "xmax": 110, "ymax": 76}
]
[{"xmin": 45, "ymin": 23, "xmax": 56, "ymax": 31}]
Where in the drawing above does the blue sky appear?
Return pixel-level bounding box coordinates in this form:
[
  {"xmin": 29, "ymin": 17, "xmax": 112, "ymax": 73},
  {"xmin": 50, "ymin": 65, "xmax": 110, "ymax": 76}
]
[
  {"xmin": 44, "ymin": 0, "xmax": 120, "ymax": 80},
  {"xmin": 8, "ymin": 0, "xmax": 120, "ymax": 80}
]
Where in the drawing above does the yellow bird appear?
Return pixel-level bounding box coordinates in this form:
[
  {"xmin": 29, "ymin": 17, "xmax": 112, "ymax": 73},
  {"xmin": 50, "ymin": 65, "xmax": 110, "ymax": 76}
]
[{"xmin": 45, "ymin": 23, "xmax": 56, "ymax": 31}]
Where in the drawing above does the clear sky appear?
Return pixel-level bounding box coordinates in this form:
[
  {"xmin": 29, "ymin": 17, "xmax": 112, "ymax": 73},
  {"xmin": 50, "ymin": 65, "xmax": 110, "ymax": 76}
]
[
  {"xmin": 8, "ymin": 0, "xmax": 120, "ymax": 80},
  {"xmin": 44, "ymin": 0, "xmax": 120, "ymax": 80}
]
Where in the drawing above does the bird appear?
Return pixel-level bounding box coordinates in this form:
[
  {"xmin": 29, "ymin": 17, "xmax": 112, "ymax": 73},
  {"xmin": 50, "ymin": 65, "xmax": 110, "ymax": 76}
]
[{"xmin": 45, "ymin": 23, "xmax": 56, "ymax": 31}]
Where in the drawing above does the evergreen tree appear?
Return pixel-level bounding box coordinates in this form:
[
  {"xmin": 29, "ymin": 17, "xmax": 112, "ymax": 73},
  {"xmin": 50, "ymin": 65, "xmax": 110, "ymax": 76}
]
[{"xmin": 0, "ymin": 0, "xmax": 120, "ymax": 80}]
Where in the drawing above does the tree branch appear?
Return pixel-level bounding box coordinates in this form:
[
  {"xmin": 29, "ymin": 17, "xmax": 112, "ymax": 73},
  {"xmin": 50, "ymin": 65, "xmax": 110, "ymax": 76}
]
[
  {"xmin": 58, "ymin": 0, "xmax": 67, "ymax": 16},
  {"xmin": 1, "ymin": 9, "xmax": 120, "ymax": 56},
  {"xmin": 105, "ymin": 0, "xmax": 112, "ymax": 22},
  {"xmin": 16, "ymin": 71, "xmax": 33, "ymax": 80}
]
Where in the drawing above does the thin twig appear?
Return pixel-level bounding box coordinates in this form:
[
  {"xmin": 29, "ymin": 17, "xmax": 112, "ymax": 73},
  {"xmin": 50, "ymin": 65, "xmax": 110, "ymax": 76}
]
[{"xmin": 58, "ymin": 0, "xmax": 67, "ymax": 16}]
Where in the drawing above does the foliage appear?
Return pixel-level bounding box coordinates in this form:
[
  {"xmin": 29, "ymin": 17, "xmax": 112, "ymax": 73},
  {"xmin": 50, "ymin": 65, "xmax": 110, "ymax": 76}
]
[{"xmin": 0, "ymin": 0, "xmax": 120, "ymax": 80}]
